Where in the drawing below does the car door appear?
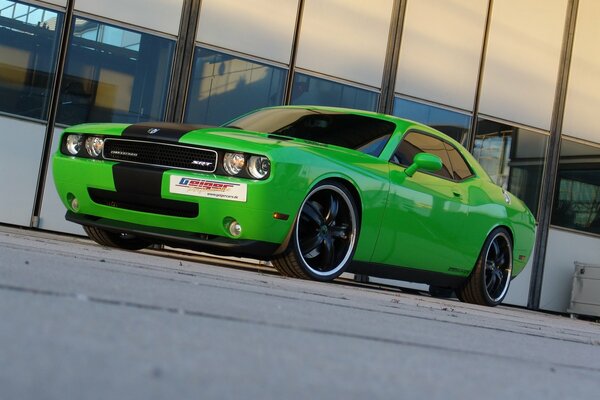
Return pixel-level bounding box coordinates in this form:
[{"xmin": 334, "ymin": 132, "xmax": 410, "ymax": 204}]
[{"xmin": 371, "ymin": 131, "xmax": 473, "ymax": 275}]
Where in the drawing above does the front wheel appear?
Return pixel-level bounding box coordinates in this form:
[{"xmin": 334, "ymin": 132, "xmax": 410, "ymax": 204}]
[
  {"xmin": 273, "ymin": 182, "xmax": 359, "ymax": 281},
  {"xmin": 456, "ymin": 228, "xmax": 513, "ymax": 306},
  {"xmin": 83, "ymin": 225, "xmax": 151, "ymax": 251}
]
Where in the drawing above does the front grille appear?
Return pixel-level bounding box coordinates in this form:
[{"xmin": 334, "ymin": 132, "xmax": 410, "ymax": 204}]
[
  {"xmin": 103, "ymin": 138, "xmax": 218, "ymax": 172},
  {"xmin": 89, "ymin": 188, "xmax": 199, "ymax": 218}
]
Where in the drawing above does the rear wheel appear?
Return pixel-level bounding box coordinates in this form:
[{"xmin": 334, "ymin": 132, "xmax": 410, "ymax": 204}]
[
  {"xmin": 456, "ymin": 228, "xmax": 513, "ymax": 306},
  {"xmin": 273, "ymin": 182, "xmax": 359, "ymax": 281},
  {"xmin": 83, "ymin": 225, "xmax": 150, "ymax": 250}
]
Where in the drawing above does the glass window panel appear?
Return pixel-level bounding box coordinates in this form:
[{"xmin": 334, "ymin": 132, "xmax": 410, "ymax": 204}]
[
  {"xmin": 197, "ymin": 0, "xmax": 298, "ymax": 64},
  {"xmin": 56, "ymin": 17, "xmax": 175, "ymax": 125},
  {"xmin": 396, "ymin": 0, "xmax": 487, "ymax": 110},
  {"xmin": 392, "ymin": 132, "xmax": 453, "ymax": 180},
  {"xmin": 296, "ymin": 0, "xmax": 392, "ymax": 87},
  {"xmin": 74, "ymin": 0, "xmax": 183, "ymax": 36},
  {"xmin": 0, "ymin": 0, "xmax": 63, "ymax": 120},
  {"xmin": 563, "ymin": 1, "xmax": 600, "ymax": 143},
  {"xmin": 551, "ymin": 138, "xmax": 600, "ymax": 235},
  {"xmin": 473, "ymin": 119, "xmax": 549, "ymax": 216},
  {"xmin": 184, "ymin": 47, "xmax": 286, "ymax": 125},
  {"xmin": 393, "ymin": 97, "xmax": 470, "ymax": 144},
  {"xmin": 478, "ymin": 0, "xmax": 567, "ymax": 130},
  {"xmin": 291, "ymin": 73, "xmax": 378, "ymax": 112}
]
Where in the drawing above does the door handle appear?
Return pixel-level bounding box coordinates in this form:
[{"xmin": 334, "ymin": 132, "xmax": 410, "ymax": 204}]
[{"xmin": 452, "ymin": 191, "xmax": 462, "ymax": 198}]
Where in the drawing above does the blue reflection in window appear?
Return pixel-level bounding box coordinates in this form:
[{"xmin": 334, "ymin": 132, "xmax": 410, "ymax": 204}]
[
  {"xmin": 57, "ymin": 18, "xmax": 174, "ymax": 125},
  {"xmin": 291, "ymin": 73, "xmax": 378, "ymax": 112},
  {"xmin": 0, "ymin": 0, "xmax": 63, "ymax": 120},
  {"xmin": 474, "ymin": 119, "xmax": 548, "ymax": 217},
  {"xmin": 552, "ymin": 138, "xmax": 600, "ymax": 235},
  {"xmin": 185, "ymin": 48, "xmax": 286, "ymax": 125},
  {"xmin": 393, "ymin": 98, "xmax": 470, "ymax": 144}
]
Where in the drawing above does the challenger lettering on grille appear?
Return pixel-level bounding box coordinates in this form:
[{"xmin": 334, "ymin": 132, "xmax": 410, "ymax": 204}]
[
  {"xmin": 102, "ymin": 138, "xmax": 217, "ymax": 172},
  {"xmin": 110, "ymin": 150, "xmax": 138, "ymax": 157}
]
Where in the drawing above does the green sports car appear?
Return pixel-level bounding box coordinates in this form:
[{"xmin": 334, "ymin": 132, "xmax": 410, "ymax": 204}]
[{"xmin": 53, "ymin": 106, "xmax": 536, "ymax": 306}]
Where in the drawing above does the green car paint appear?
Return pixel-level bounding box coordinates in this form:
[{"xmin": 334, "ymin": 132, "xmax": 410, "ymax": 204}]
[{"xmin": 53, "ymin": 106, "xmax": 536, "ymax": 297}]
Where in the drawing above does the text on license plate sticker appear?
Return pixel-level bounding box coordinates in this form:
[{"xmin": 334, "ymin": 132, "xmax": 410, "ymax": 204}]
[{"xmin": 169, "ymin": 175, "xmax": 247, "ymax": 202}]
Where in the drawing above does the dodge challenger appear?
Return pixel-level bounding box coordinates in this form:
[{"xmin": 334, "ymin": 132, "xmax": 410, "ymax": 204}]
[{"xmin": 53, "ymin": 106, "xmax": 536, "ymax": 306}]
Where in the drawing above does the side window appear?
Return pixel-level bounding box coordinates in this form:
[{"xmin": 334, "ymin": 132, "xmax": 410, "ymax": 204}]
[
  {"xmin": 445, "ymin": 143, "xmax": 474, "ymax": 180},
  {"xmin": 391, "ymin": 132, "xmax": 453, "ymax": 180}
]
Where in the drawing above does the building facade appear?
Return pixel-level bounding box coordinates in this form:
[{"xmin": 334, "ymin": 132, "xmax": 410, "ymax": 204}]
[{"xmin": 1, "ymin": 0, "xmax": 598, "ymax": 312}]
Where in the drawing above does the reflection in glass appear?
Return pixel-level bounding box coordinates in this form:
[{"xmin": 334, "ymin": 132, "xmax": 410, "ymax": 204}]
[
  {"xmin": 0, "ymin": 0, "xmax": 63, "ymax": 120},
  {"xmin": 552, "ymin": 138, "xmax": 600, "ymax": 235},
  {"xmin": 473, "ymin": 119, "xmax": 548, "ymax": 216},
  {"xmin": 227, "ymin": 107, "xmax": 395, "ymax": 156},
  {"xmin": 185, "ymin": 48, "xmax": 286, "ymax": 125},
  {"xmin": 290, "ymin": 73, "xmax": 378, "ymax": 112},
  {"xmin": 393, "ymin": 98, "xmax": 470, "ymax": 144},
  {"xmin": 57, "ymin": 18, "xmax": 174, "ymax": 125}
]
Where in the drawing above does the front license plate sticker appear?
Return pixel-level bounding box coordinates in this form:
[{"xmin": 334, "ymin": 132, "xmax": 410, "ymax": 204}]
[{"xmin": 170, "ymin": 175, "xmax": 247, "ymax": 202}]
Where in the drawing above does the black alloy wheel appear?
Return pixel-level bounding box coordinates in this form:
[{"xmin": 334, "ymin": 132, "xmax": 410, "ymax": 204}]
[
  {"xmin": 273, "ymin": 182, "xmax": 359, "ymax": 281},
  {"xmin": 457, "ymin": 228, "xmax": 513, "ymax": 306}
]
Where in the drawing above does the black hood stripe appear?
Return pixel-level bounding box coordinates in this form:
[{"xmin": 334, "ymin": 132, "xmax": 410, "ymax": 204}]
[
  {"xmin": 113, "ymin": 164, "xmax": 164, "ymax": 196},
  {"xmin": 122, "ymin": 122, "xmax": 213, "ymax": 143}
]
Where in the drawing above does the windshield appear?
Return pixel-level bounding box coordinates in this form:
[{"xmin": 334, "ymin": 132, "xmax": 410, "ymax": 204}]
[{"xmin": 225, "ymin": 108, "xmax": 396, "ymax": 157}]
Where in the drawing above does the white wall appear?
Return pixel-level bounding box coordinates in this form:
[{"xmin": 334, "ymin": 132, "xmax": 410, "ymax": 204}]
[
  {"xmin": 479, "ymin": 0, "xmax": 567, "ymax": 130},
  {"xmin": 0, "ymin": 117, "xmax": 46, "ymax": 226},
  {"xmin": 396, "ymin": 0, "xmax": 487, "ymax": 111},
  {"xmin": 563, "ymin": 0, "xmax": 600, "ymax": 144},
  {"xmin": 74, "ymin": 0, "xmax": 183, "ymax": 35},
  {"xmin": 504, "ymin": 259, "xmax": 533, "ymax": 307},
  {"xmin": 38, "ymin": 128, "xmax": 84, "ymax": 235},
  {"xmin": 197, "ymin": 0, "xmax": 298, "ymax": 64},
  {"xmin": 295, "ymin": 0, "xmax": 393, "ymax": 87},
  {"xmin": 540, "ymin": 228, "xmax": 600, "ymax": 312}
]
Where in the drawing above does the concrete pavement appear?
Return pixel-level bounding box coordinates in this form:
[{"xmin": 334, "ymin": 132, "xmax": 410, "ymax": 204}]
[{"xmin": 1, "ymin": 225, "xmax": 599, "ymax": 399}]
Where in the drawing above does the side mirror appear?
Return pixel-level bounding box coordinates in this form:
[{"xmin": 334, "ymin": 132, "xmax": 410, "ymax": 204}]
[{"xmin": 405, "ymin": 152, "xmax": 443, "ymax": 177}]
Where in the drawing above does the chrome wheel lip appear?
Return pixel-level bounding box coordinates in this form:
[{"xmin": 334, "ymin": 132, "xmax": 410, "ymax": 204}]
[
  {"xmin": 484, "ymin": 231, "xmax": 512, "ymax": 303},
  {"xmin": 295, "ymin": 184, "xmax": 357, "ymax": 277}
]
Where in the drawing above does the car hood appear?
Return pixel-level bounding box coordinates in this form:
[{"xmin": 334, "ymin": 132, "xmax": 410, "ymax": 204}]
[{"xmin": 64, "ymin": 122, "xmax": 377, "ymax": 162}]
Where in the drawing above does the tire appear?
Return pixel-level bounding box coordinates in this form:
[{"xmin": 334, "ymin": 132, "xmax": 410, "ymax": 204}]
[
  {"xmin": 273, "ymin": 182, "xmax": 359, "ymax": 281},
  {"xmin": 456, "ymin": 228, "xmax": 513, "ymax": 307},
  {"xmin": 83, "ymin": 225, "xmax": 151, "ymax": 251}
]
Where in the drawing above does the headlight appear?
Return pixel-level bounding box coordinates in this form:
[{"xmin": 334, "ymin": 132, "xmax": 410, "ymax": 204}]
[
  {"xmin": 85, "ymin": 136, "xmax": 104, "ymax": 158},
  {"xmin": 247, "ymin": 156, "xmax": 270, "ymax": 179},
  {"xmin": 223, "ymin": 152, "xmax": 245, "ymax": 175},
  {"xmin": 66, "ymin": 134, "xmax": 83, "ymax": 155}
]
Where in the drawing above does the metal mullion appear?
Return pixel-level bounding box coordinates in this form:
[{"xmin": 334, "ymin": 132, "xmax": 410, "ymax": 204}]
[
  {"xmin": 528, "ymin": 0, "xmax": 580, "ymax": 310},
  {"xmin": 378, "ymin": 0, "xmax": 407, "ymax": 115},
  {"xmin": 466, "ymin": 0, "xmax": 493, "ymax": 153},
  {"xmin": 283, "ymin": 0, "xmax": 305, "ymax": 105},
  {"xmin": 165, "ymin": 0, "xmax": 202, "ymax": 123},
  {"xmin": 30, "ymin": 0, "xmax": 75, "ymax": 227}
]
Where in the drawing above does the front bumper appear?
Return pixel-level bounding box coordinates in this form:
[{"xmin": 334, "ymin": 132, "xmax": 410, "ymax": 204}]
[
  {"xmin": 53, "ymin": 154, "xmax": 299, "ymax": 250},
  {"xmin": 66, "ymin": 212, "xmax": 282, "ymax": 259}
]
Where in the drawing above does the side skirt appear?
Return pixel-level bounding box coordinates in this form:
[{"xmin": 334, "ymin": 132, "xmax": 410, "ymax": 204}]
[{"xmin": 347, "ymin": 261, "xmax": 467, "ymax": 289}]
